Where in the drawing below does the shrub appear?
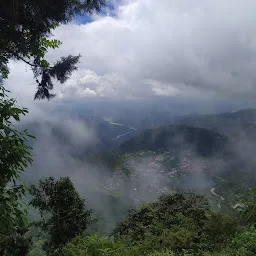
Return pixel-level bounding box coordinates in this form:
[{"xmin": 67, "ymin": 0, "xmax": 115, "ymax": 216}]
[{"xmin": 62, "ymin": 235, "xmax": 124, "ymax": 256}]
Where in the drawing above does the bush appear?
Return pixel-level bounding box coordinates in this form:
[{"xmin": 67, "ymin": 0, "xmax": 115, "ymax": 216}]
[
  {"xmin": 62, "ymin": 235, "xmax": 125, "ymax": 256},
  {"xmin": 148, "ymin": 250, "xmax": 175, "ymax": 256},
  {"xmin": 229, "ymin": 228, "xmax": 256, "ymax": 256},
  {"xmin": 159, "ymin": 228, "xmax": 194, "ymax": 250},
  {"xmin": 201, "ymin": 212, "xmax": 239, "ymax": 250},
  {"xmin": 113, "ymin": 192, "xmax": 209, "ymax": 244},
  {"xmin": 63, "ymin": 235, "xmax": 176, "ymax": 256}
]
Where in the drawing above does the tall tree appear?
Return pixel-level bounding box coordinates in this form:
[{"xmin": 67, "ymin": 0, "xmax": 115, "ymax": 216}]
[
  {"xmin": 29, "ymin": 177, "xmax": 92, "ymax": 255},
  {"xmin": 0, "ymin": 85, "xmax": 34, "ymax": 254},
  {"xmin": 0, "ymin": 0, "xmax": 106, "ymax": 99},
  {"xmin": 0, "ymin": 1, "xmax": 107, "ymax": 253}
]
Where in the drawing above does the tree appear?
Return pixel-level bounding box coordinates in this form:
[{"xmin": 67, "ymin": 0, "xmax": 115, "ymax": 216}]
[
  {"xmin": 202, "ymin": 212, "xmax": 238, "ymax": 250},
  {"xmin": 0, "ymin": 1, "xmax": 107, "ymax": 253},
  {"xmin": 112, "ymin": 192, "xmax": 210, "ymax": 244},
  {"xmin": 112, "ymin": 192, "xmax": 238, "ymax": 252},
  {"xmin": 0, "ymin": 0, "xmax": 106, "ymax": 99},
  {"xmin": 0, "ymin": 85, "xmax": 34, "ymax": 253},
  {"xmin": 237, "ymin": 187, "xmax": 256, "ymax": 227},
  {"xmin": 1, "ymin": 213, "xmax": 32, "ymax": 256},
  {"xmin": 29, "ymin": 177, "xmax": 92, "ymax": 255}
]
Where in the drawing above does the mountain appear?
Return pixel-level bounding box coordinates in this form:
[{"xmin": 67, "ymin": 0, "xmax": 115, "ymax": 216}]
[
  {"xmin": 81, "ymin": 124, "xmax": 234, "ymax": 219},
  {"xmin": 119, "ymin": 125, "xmax": 228, "ymax": 157},
  {"xmin": 86, "ymin": 123, "xmax": 255, "ymax": 214},
  {"xmin": 176, "ymin": 108, "xmax": 256, "ymax": 137},
  {"xmin": 21, "ymin": 116, "xmax": 137, "ymax": 156},
  {"xmin": 22, "ymin": 110, "xmax": 256, "ymax": 220}
]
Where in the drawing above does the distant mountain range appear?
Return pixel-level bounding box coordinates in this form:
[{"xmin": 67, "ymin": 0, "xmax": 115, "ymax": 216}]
[
  {"xmin": 21, "ymin": 116, "xmax": 137, "ymax": 155},
  {"xmin": 176, "ymin": 108, "xmax": 256, "ymax": 137}
]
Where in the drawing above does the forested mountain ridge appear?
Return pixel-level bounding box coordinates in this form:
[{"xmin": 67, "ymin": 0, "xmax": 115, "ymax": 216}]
[
  {"xmin": 119, "ymin": 124, "xmax": 228, "ymax": 157},
  {"xmin": 177, "ymin": 108, "xmax": 256, "ymax": 138},
  {"xmin": 20, "ymin": 116, "xmax": 137, "ymax": 156}
]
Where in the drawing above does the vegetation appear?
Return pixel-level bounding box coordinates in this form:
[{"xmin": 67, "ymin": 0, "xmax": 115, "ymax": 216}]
[
  {"xmin": 0, "ymin": 85, "xmax": 34, "ymax": 254},
  {"xmin": 60, "ymin": 228, "xmax": 256, "ymax": 256},
  {"xmin": 0, "ymin": 0, "xmax": 106, "ymax": 99},
  {"xmin": 1, "ymin": 213, "xmax": 32, "ymax": 256},
  {"xmin": 112, "ymin": 193, "xmax": 239, "ymax": 253},
  {"xmin": 59, "ymin": 192, "xmax": 253, "ymax": 256},
  {"xmin": 0, "ymin": 0, "xmax": 106, "ymax": 254},
  {"xmin": 237, "ymin": 187, "xmax": 256, "ymax": 228},
  {"xmin": 29, "ymin": 177, "xmax": 93, "ymax": 255},
  {"xmin": 119, "ymin": 125, "xmax": 228, "ymax": 157}
]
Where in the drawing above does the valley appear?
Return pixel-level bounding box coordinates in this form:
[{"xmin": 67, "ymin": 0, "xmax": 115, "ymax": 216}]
[
  {"xmin": 19, "ymin": 108, "xmax": 256, "ymax": 255},
  {"xmin": 23, "ymin": 109, "xmax": 256, "ymax": 215}
]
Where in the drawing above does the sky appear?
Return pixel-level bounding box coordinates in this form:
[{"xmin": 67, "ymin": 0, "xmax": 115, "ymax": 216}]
[{"xmin": 5, "ymin": 0, "xmax": 256, "ymax": 116}]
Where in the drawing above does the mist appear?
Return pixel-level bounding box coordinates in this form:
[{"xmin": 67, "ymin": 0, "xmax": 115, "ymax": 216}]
[
  {"xmin": 21, "ymin": 109, "xmax": 239, "ymax": 233},
  {"xmin": 20, "ymin": 113, "xmax": 175, "ymax": 232}
]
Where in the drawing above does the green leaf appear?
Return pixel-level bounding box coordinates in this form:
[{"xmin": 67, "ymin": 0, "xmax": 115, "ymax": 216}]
[
  {"xmin": 3, "ymin": 124, "xmax": 11, "ymax": 135},
  {"xmin": 27, "ymin": 134, "xmax": 36, "ymax": 139},
  {"xmin": 41, "ymin": 59, "xmax": 49, "ymax": 68},
  {"xmin": 13, "ymin": 114, "xmax": 20, "ymax": 121}
]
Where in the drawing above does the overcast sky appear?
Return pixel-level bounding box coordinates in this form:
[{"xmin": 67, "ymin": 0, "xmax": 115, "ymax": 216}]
[{"xmin": 5, "ymin": 0, "xmax": 256, "ymax": 115}]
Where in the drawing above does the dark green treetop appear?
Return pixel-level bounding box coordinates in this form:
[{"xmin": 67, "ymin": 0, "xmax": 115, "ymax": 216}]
[
  {"xmin": 0, "ymin": 0, "xmax": 106, "ymax": 99},
  {"xmin": 29, "ymin": 177, "xmax": 92, "ymax": 255}
]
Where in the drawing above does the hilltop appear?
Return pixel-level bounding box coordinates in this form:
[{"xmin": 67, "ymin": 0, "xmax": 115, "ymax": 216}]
[{"xmin": 119, "ymin": 124, "xmax": 228, "ymax": 157}]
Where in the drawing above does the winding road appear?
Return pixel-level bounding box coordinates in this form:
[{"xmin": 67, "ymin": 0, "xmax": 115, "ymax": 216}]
[
  {"xmin": 210, "ymin": 187, "xmax": 224, "ymax": 201},
  {"xmin": 106, "ymin": 120, "xmax": 137, "ymax": 141},
  {"xmin": 210, "ymin": 187, "xmax": 245, "ymax": 210},
  {"xmin": 210, "ymin": 187, "xmax": 224, "ymax": 209}
]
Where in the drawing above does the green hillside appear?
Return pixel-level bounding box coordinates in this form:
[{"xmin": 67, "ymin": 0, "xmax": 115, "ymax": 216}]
[{"xmin": 119, "ymin": 125, "xmax": 228, "ymax": 157}]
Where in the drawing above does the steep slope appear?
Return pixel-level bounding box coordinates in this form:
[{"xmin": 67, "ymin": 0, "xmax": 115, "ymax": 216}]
[
  {"xmin": 83, "ymin": 125, "xmax": 232, "ymax": 217},
  {"xmin": 20, "ymin": 116, "xmax": 137, "ymax": 156},
  {"xmin": 177, "ymin": 108, "xmax": 256, "ymax": 137},
  {"xmin": 173, "ymin": 110, "xmax": 256, "ymax": 208},
  {"xmin": 119, "ymin": 125, "xmax": 228, "ymax": 157}
]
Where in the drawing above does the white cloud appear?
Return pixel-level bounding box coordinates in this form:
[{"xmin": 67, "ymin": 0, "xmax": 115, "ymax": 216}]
[{"xmin": 6, "ymin": 0, "xmax": 256, "ymax": 102}]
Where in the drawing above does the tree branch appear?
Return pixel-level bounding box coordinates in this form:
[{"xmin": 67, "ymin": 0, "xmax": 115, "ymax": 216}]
[{"xmin": 11, "ymin": 52, "xmax": 37, "ymax": 67}]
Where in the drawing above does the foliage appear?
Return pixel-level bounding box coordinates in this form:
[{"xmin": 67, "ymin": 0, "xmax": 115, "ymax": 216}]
[
  {"xmin": 29, "ymin": 177, "xmax": 93, "ymax": 255},
  {"xmin": 237, "ymin": 187, "xmax": 256, "ymax": 227},
  {"xmin": 62, "ymin": 235, "xmax": 176, "ymax": 256},
  {"xmin": 112, "ymin": 192, "xmax": 239, "ymax": 253},
  {"xmin": 62, "ymin": 235, "xmax": 121, "ymax": 256},
  {"xmin": 201, "ymin": 212, "xmax": 239, "ymax": 250},
  {"xmin": 41, "ymin": 191, "xmax": 255, "ymax": 256},
  {"xmin": 148, "ymin": 251, "xmax": 175, "ymax": 256},
  {"xmin": 0, "ymin": 85, "xmax": 34, "ymax": 251},
  {"xmin": 203, "ymin": 228, "xmax": 256, "ymax": 256},
  {"xmin": 112, "ymin": 192, "xmax": 210, "ymax": 244},
  {"xmin": 28, "ymin": 239, "xmax": 46, "ymax": 256},
  {"xmin": 1, "ymin": 213, "xmax": 32, "ymax": 256},
  {"xmin": 87, "ymin": 152, "xmax": 127, "ymax": 172},
  {"xmin": 32, "ymin": 54, "xmax": 81, "ymax": 100},
  {"xmin": 228, "ymin": 228, "xmax": 256, "ymax": 256},
  {"xmin": 0, "ymin": 0, "xmax": 106, "ymax": 99}
]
